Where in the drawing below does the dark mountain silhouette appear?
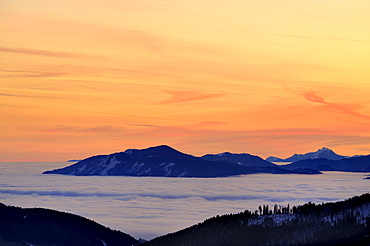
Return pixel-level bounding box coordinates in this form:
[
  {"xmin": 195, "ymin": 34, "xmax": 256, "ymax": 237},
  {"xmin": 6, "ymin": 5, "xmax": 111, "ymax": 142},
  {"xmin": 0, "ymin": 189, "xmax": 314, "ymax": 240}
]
[
  {"xmin": 0, "ymin": 203, "xmax": 138, "ymax": 246},
  {"xmin": 43, "ymin": 145, "xmax": 320, "ymax": 177},
  {"xmin": 43, "ymin": 145, "xmax": 244, "ymax": 177},
  {"xmin": 141, "ymin": 193, "xmax": 370, "ymax": 246},
  {"xmin": 202, "ymin": 152, "xmax": 275, "ymax": 167},
  {"xmin": 265, "ymin": 156, "xmax": 285, "ymax": 162},
  {"xmin": 282, "ymin": 155, "xmax": 370, "ymax": 172},
  {"xmin": 266, "ymin": 147, "xmax": 347, "ymax": 162}
]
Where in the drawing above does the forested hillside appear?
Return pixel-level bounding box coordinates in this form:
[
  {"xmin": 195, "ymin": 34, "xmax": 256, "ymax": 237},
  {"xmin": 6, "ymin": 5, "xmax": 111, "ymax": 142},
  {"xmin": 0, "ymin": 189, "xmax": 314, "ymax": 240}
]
[
  {"xmin": 142, "ymin": 193, "xmax": 370, "ymax": 246},
  {"xmin": 0, "ymin": 203, "xmax": 138, "ymax": 246}
]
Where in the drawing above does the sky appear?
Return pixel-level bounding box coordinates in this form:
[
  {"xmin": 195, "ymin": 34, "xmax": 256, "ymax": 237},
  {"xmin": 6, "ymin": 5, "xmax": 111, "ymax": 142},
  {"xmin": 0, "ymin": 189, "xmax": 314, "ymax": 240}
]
[{"xmin": 1, "ymin": 0, "xmax": 370, "ymax": 161}]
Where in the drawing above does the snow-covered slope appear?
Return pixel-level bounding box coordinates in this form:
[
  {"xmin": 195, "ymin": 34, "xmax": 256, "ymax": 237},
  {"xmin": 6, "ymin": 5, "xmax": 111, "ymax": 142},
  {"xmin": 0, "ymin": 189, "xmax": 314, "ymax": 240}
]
[{"xmin": 266, "ymin": 147, "xmax": 347, "ymax": 162}]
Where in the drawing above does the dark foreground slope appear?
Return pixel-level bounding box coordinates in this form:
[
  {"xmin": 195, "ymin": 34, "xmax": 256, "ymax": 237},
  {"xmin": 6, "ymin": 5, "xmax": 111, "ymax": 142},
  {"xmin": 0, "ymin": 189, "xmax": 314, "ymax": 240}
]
[
  {"xmin": 43, "ymin": 145, "xmax": 320, "ymax": 177},
  {"xmin": 0, "ymin": 203, "xmax": 138, "ymax": 246},
  {"xmin": 142, "ymin": 193, "xmax": 370, "ymax": 246}
]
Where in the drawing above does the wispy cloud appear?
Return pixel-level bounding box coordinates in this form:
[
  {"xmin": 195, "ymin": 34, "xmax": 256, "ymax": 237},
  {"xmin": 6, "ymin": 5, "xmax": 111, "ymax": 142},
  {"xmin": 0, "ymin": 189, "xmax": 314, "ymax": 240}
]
[
  {"xmin": 190, "ymin": 121, "xmax": 226, "ymax": 128},
  {"xmin": 126, "ymin": 122, "xmax": 370, "ymax": 158},
  {"xmin": 0, "ymin": 72, "xmax": 66, "ymax": 78},
  {"xmin": 0, "ymin": 46, "xmax": 102, "ymax": 60},
  {"xmin": 41, "ymin": 125, "xmax": 125, "ymax": 134},
  {"xmin": 158, "ymin": 90, "xmax": 223, "ymax": 104},
  {"xmin": 250, "ymin": 31, "xmax": 370, "ymax": 43},
  {"xmin": 0, "ymin": 68, "xmax": 68, "ymax": 79},
  {"xmin": 193, "ymin": 25, "xmax": 370, "ymax": 43},
  {"xmin": 303, "ymin": 90, "xmax": 370, "ymax": 119},
  {"xmin": 303, "ymin": 90, "xmax": 327, "ymax": 104},
  {"xmin": 1, "ymin": 13, "xmax": 218, "ymax": 56},
  {"xmin": 129, "ymin": 124, "xmax": 161, "ymax": 128},
  {"xmin": 0, "ymin": 93, "xmax": 51, "ymax": 98},
  {"xmin": 0, "ymin": 103, "xmax": 182, "ymax": 122}
]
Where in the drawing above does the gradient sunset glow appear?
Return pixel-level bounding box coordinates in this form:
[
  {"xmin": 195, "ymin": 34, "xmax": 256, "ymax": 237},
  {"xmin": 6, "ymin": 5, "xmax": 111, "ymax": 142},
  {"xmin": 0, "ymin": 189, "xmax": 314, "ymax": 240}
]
[{"xmin": 1, "ymin": 0, "xmax": 370, "ymax": 161}]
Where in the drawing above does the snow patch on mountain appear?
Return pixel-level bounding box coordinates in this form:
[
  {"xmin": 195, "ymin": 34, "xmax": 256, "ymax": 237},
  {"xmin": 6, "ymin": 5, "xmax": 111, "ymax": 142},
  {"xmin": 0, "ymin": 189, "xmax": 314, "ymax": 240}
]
[
  {"xmin": 165, "ymin": 163, "xmax": 175, "ymax": 172},
  {"xmin": 124, "ymin": 149, "xmax": 134, "ymax": 155},
  {"xmin": 247, "ymin": 214, "xmax": 296, "ymax": 227},
  {"xmin": 99, "ymin": 155, "xmax": 119, "ymax": 175},
  {"xmin": 127, "ymin": 161, "xmax": 145, "ymax": 173},
  {"xmin": 70, "ymin": 156, "xmax": 110, "ymax": 175}
]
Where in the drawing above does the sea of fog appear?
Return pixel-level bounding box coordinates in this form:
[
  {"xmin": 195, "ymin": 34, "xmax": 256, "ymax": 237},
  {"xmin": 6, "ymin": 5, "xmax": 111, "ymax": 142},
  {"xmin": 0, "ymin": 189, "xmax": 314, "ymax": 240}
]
[{"xmin": 0, "ymin": 162, "xmax": 369, "ymax": 240}]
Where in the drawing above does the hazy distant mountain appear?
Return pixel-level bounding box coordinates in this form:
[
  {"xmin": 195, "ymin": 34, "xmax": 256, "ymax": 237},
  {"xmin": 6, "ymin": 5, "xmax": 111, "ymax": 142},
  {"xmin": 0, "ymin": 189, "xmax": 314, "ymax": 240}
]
[
  {"xmin": 265, "ymin": 156, "xmax": 285, "ymax": 162},
  {"xmin": 43, "ymin": 145, "xmax": 320, "ymax": 177},
  {"xmin": 200, "ymin": 153, "xmax": 320, "ymax": 174},
  {"xmin": 202, "ymin": 152, "xmax": 276, "ymax": 167},
  {"xmin": 282, "ymin": 155, "xmax": 370, "ymax": 172},
  {"xmin": 266, "ymin": 147, "xmax": 347, "ymax": 162},
  {"xmin": 0, "ymin": 203, "xmax": 138, "ymax": 246},
  {"xmin": 142, "ymin": 193, "xmax": 370, "ymax": 246}
]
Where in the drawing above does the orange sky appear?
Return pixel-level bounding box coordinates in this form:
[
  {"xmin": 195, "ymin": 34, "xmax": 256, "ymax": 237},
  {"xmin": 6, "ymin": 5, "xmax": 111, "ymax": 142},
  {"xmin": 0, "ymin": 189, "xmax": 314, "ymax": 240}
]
[{"xmin": 1, "ymin": 0, "xmax": 370, "ymax": 161}]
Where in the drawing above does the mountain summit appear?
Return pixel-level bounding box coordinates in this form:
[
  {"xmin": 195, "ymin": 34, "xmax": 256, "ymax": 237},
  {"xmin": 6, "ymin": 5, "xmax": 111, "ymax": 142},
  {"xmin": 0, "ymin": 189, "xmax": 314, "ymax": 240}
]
[{"xmin": 266, "ymin": 147, "xmax": 347, "ymax": 162}]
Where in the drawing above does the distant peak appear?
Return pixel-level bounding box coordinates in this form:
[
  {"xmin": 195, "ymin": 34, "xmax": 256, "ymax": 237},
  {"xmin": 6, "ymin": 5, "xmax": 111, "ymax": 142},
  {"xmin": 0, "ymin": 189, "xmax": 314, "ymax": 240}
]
[
  {"xmin": 124, "ymin": 145, "xmax": 175, "ymax": 152},
  {"xmin": 217, "ymin": 152, "xmax": 232, "ymax": 156},
  {"xmin": 157, "ymin": 145, "xmax": 174, "ymax": 149},
  {"xmin": 143, "ymin": 145, "xmax": 188, "ymax": 156},
  {"xmin": 124, "ymin": 149, "xmax": 135, "ymax": 155},
  {"xmin": 123, "ymin": 145, "xmax": 176, "ymax": 156},
  {"xmin": 147, "ymin": 145, "xmax": 177, "ymax": 151},
  {"xmin": 316, "ymin": 147, "xmax": 335, "ymax": 153}
]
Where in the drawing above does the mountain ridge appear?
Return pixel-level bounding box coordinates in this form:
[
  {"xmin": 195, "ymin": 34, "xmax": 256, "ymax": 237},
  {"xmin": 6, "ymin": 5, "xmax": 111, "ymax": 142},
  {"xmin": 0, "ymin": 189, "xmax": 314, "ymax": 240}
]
[
  {"xmin": 202, "ymin": 152, "xmax": 275, "ymax": 167},
  {"xmin": 282, "ymin": 155, "xmax": 370, "ymax": 172},
  {"xmin": 266, "ymin": 147, "xmax": 349, "ymax": 162},
  {"xmin": 44, "ymin": 145, "xmax": 320, "ymax": 177}
]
